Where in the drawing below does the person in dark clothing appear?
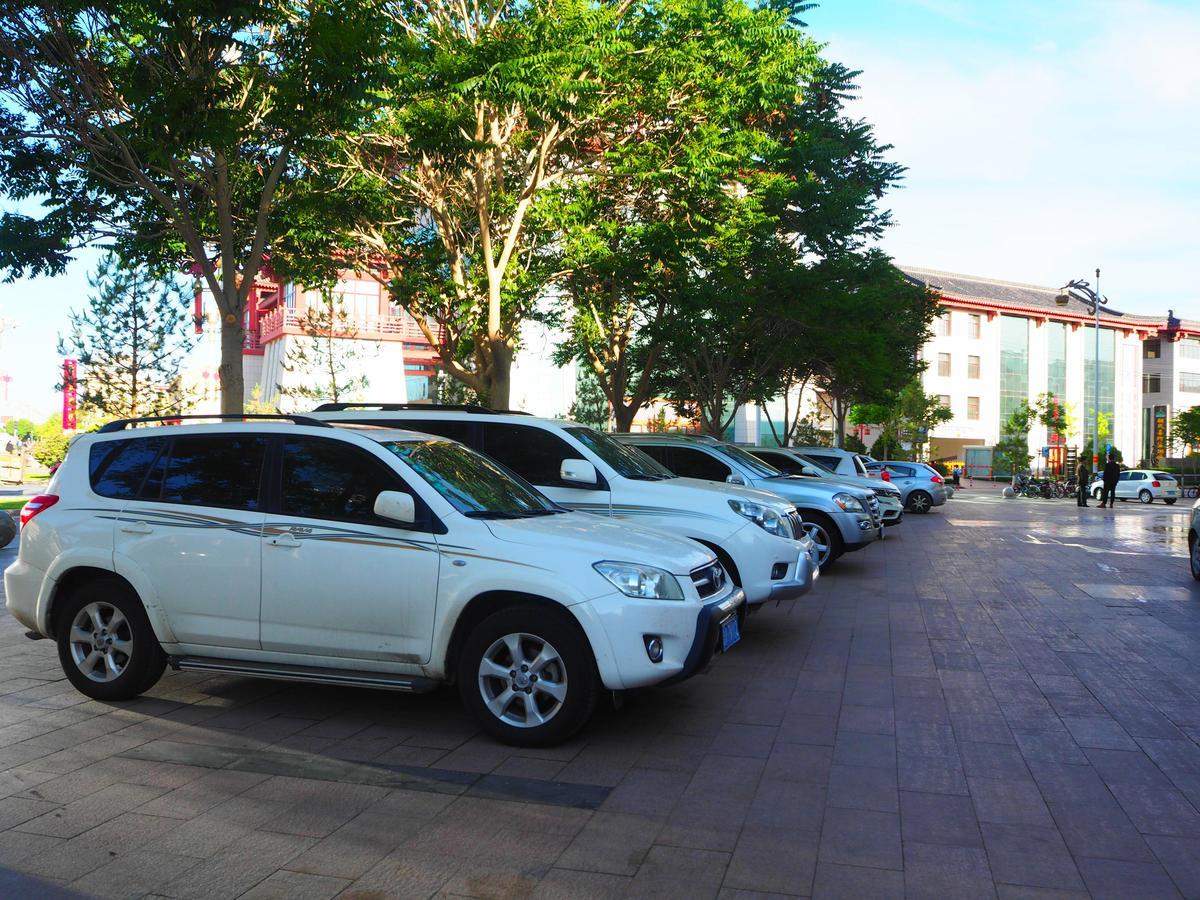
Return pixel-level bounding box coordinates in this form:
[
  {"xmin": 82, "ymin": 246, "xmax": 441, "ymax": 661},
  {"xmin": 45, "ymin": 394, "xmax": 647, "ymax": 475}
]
[
  {"xmin": 1076, "ymin": 459, "xmax": 1090, "ymax": 507},
  {"xmin": 1098, "ymin": 453, "xmax": 1120, "ymax": 508}
]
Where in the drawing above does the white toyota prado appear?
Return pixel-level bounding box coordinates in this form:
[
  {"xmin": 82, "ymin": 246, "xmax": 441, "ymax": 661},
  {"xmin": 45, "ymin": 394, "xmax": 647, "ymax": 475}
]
[
  {"xmin": 310, "ymin": 405, "xmax": 819, "ymax": 608},
  {"xmin": 4, "ymin": 416, "xmax": 745, "ymax": 746}
]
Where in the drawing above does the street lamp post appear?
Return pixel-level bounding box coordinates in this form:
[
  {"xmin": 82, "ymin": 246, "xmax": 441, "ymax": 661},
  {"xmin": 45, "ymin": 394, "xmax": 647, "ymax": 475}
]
[{"xmin": 1055, "ymin": 269, "xmax": 1108, "ymax": 474}]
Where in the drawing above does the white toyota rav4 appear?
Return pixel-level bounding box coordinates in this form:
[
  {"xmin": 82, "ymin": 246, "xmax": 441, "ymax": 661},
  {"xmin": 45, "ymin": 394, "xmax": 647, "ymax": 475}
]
[{"xmin": 4, "ymin": 416, "xmax": 745, "ymax": 746}]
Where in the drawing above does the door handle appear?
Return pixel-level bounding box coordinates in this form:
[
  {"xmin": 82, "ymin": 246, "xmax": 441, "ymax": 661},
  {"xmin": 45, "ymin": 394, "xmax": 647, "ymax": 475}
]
[
  {"xmin": 120, "ymin": 521, "xmax": 153, "ymax": 535},
  {"xmin": 267, "ymin": 533, "xmax": 301, "ymax": 548}
]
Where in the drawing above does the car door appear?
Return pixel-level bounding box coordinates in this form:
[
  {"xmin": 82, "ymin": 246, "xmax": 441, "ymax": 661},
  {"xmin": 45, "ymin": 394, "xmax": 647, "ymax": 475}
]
[
  {"xmin": 259, "ymin": 435, "xmax": 441, "ymax": 663},
  {"xmin": 884, "ymin": 463, "xmax": 918, "ymax": 497},
  {"xmin": 479, "ymin": 422, "xmax": 614, "ymax": 513},
  {"xmin": 1116, "ymin": 471, "xmax": 1135, "ymax": 498},
  {"xmin": 113, "ymin": 433, "xmax": 268, "ymax": 650}
]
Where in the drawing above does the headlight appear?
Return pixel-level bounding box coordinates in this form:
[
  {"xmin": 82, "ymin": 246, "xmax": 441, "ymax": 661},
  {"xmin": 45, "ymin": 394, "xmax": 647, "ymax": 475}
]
[
  {"xmin": 833, "ymin": 492, "xmax": 865, "ymax": 513},
  {"xmin": 593, "ymin": 561, "xmax": 684, "ymax": 600},
  {"xmin": 727, "ymin": 498, "xmax": 791, "ymax": 538}
]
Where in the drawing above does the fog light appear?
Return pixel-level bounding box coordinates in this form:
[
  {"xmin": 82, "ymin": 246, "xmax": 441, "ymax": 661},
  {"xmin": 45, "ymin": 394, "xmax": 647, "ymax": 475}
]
[
  {"xmin": 644, "ymin": 636, "xmax": 664, "ymax": 663},
  {"xmin": 771, "ymin": 563, "xmax": 788, "ymax": 580}
]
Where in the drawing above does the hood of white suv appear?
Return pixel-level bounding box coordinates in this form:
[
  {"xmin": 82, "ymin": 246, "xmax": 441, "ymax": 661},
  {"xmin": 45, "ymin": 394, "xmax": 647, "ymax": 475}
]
[
  {"xmin": 482, "ymin": 511, "xmax": 715, "ymax": 575},
  {"xmin": 647, "ymin": 477, "xmax": 797, "ymax": 518}
]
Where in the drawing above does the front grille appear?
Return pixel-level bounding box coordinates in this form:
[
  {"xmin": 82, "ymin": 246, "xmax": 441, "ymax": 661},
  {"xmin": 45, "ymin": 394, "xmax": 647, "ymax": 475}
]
[
  {"xmin": 691, "ymin": 562, "xmax": 727, "ymax": 599},
  {"xmin": 787, "ymin": 510, "xmax": 804, "ymax": 539},
  {"xmin": 867, "ymin": 494, "xmax": 882, "ymax": 527}
]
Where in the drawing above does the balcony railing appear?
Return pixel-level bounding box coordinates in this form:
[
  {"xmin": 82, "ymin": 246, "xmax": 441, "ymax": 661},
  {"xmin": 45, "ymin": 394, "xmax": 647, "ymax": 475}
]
[{"xmin": 256, "ymin": 307, "xmax": 444, "ymax": 347}]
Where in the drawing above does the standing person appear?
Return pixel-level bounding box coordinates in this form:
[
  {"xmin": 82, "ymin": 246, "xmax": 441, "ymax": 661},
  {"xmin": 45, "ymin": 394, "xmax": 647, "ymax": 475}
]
[
  {"xmin": 1076, "ymin": 458, "xmax": 1091, "ymax": 507},
  {"xmin": 952, "ymin": 465, "xmax": 962, "ymax": 486},
  {"xmin": 1099, "ymin": 453, "xmax": 1120, "ymax": 509}
]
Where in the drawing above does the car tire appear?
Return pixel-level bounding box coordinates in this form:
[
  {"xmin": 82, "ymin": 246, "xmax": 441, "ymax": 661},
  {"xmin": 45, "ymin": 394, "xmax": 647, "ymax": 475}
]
[
  {"xmin": 1192, "ymin": 534, "xmax": 1200, "ymax": 581},
  {"xmin": 1139, "ymin": 490, "xmax": 1153, "ymax": 504},
  {"xmin": 0, "ymin": 512, "xmax": 15, "ymax": 550},
  {"xmin": 1093, "ymin": 487, "xmax": 1103, "ymax": 500},
  {"xmin": 1166, "ymin": 498, "xmax": 1178, "ymax": 505},
  {"xmin": 458, "ymin": 604, "xmax": 599, "ymax": 747},
  {"xmin": 55, "ymin": 577, "xmax": 166, "ymax": 701},
  {"xmin": 799, "ymin": 513, "xmax": 843, "ymax": 570},
  {"xmin": 907, "ymin": 491, "xmax": 933, "ymax": 514}
]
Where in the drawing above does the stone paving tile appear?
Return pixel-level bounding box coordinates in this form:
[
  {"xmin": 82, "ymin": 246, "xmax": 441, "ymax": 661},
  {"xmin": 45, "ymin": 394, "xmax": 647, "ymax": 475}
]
[
  {"xmin": 811, "ymin": 862, "xmax": 904, "ymax": 899},
  {"xmin": 817, "ymin": 806, "xmax": 902, "ymax": 870},
  {"xmin": 900, "ymin": 789, "xmax": 983, "ymax": 847},
  {"xmin": 903, "ymin": 841, "xmax": 995, "ymax": 899}
]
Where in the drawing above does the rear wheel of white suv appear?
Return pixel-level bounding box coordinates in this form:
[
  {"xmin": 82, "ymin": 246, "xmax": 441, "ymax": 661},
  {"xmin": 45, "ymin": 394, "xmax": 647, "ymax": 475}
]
[
  {"xmin": 55, "ymin": 578, "xmax": 167, "ymax": 701},
  {"xmin": 458, "ymin": 605, "xmax": 599, "ymax": 746}
]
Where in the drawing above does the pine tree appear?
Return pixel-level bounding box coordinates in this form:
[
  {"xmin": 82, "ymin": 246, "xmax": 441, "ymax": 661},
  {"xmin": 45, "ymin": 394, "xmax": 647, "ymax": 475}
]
[
  {"xmin": 278, "ymin": 288, "xmax": 372, "ymax": 409},
  {"xmin": 568, "ymin": 366, "xmax": 610, "ymax": 430},
  {"xmin": 58, "ymin": 255, "xmax": 192, "ymax": 419}
]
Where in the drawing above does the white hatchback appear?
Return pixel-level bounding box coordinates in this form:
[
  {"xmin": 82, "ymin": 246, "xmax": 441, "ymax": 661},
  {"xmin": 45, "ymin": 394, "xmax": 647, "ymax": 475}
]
[
  {"xmin": 1090, "ymin": 469, "xmax": 1180, "ymax": 505},
  {"xmin": 4, "ymin": 416, "xmax": 744, "ymax": 746}
]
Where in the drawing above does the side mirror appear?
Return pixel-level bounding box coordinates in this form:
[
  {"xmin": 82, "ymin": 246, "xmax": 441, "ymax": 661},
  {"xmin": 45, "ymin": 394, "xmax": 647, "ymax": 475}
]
[
  {"xmin": 374, "ymin": 490, "xmax": 416, "ymax": 525},
  {"xmin": 726, "ymin": 473, "xmax": 746, "ymax": 486},
  {"xmin": 560, "ymin": 459, "xmax": 598, "ymax": 485}
]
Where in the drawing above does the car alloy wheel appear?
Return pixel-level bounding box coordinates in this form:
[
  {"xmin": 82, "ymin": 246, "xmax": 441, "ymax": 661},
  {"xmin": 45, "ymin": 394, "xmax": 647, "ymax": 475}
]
[
  {"xmin": 908, "ymin": 491, "xmax": 932, "ymax": 514},
  {"xmin": 1139, "ymin": 490, "xmax": 1153, "ymax": 504},
  {"xmin": 68, "ymin": 601, "xmax": 134, "ymax": 683},
  {"xmin": 477, "ymin": 632, "xmax": 568, "ymax": 729},
  {"xmin": 800, "ymin": 522, "xmax": 832, "ymax": 568}
]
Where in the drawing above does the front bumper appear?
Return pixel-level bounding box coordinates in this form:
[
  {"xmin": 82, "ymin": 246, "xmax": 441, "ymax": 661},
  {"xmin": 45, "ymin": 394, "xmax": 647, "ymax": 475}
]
[
  {"xmin": 769, "ymin": 548, "xmax": 818, "ymax": 602},
  {"xmin": 878, "ymin": 496, "xmax": 904, "ymax": 525},
  {"xmin": 831, "ymin": 509, "xmax": 881, "ymax": 550},
  {"xmin": 725, "ymin": 524, "xmax": 811, "ymax": 607},
  {"xmin": 580, "ymin": 586, "xmax": 745, "ymax": 690}
]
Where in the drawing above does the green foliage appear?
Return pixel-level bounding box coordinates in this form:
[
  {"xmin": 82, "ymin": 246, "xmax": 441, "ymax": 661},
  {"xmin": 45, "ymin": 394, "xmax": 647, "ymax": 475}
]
[
  {"xmin": 278, "ymin": 287, "xmax": 372, "ymax": 409},
  {"xmin": 8, "ymin": 418, "xmax": 37, "ymax": 441},
  {"xmin": 0, "ymin": 1, "xmax": 390, "ymax": 413},
  {"xmin": 57, "ymin": 254, "xmax": 192, "ymax": 419},
  {"xmin": 850, "ymin": 378, "xmax": 951, "ymax": 461},
  {"xmin": 843, "ymin": 434, "xmax": 868, "ymax": 455},
  {"xmin": 1172, "ymin": 406, "xmax": 1200, "ymax": 451},
  {"xmin": 994, "ymin": 402, "xmax": 1034, "ymax": 478},
  {"xmin": 30, "ymin": 416, "xmax": 69, "ymax": 467},
  {"xmin": 568, "ymin": 366, "xmax": 609, "ymax": 431}
]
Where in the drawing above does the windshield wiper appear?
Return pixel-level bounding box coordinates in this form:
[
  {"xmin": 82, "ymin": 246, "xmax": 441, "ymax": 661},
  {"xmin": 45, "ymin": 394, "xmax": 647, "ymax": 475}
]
[{"xmin": 463, "ymin": 509, "xmax": 559, "ymax": 519}]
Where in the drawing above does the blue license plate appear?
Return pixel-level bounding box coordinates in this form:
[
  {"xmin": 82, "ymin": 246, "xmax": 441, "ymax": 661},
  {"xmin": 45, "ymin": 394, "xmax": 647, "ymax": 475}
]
[{"xmin": 720, "ymin": 615, "xmax": 740, "ymax": 652}]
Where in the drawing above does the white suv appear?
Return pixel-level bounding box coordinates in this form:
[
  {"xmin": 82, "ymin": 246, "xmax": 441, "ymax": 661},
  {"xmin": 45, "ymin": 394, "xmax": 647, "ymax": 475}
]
[
  {"xmin": 4, "ymin": 416, "xmax": 744, "ymax": 746},
  {"xmin": 309, "ymin": 405, "xmax": 819, "ymax": 607}
]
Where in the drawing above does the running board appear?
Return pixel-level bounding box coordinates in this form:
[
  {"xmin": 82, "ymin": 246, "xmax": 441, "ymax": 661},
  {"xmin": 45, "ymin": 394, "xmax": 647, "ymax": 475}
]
[{"xmin": 168, "ymin": 656, "xmax": 438, "ymax": 693}]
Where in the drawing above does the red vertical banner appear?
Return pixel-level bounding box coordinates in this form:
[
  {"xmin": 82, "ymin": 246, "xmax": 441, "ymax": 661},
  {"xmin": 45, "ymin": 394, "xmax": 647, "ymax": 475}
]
[{"xmin": 62, "ymin": 358, "xmax": 77, "ymax": 431}]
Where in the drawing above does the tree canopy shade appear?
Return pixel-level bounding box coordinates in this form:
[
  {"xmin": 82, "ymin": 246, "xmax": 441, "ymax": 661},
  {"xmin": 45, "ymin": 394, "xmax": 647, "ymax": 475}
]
[{"xmin": 0, "ymin": 0, "xmax": 389, "ymax": 412}]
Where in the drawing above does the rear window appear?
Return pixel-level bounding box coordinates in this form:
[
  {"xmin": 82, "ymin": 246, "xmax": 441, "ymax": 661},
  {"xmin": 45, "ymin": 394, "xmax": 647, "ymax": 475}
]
[
  {"xmin": 1154, "ymin": 472, "xmax": 1176, "ymax": 481},
  {"xmin": 89, "ymin": 438, "xmax": 167, "ymax": 500}
]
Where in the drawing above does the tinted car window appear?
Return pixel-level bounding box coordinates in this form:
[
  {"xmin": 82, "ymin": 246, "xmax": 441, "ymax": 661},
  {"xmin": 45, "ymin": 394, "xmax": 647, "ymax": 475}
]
[
  {"xmin": 754, "ymin": 450, "xmax": 803, "ymax": 474},
  {"xmin": 281, "ymin": 437, "xmax": 411, "ymax": 524},
  {"xmin": 806, "ymin": 453, "xmax": 841, "ymax": 471},
  {"xmin": 885, "ymin": 464, "xmax": 915, "ymax": 478},
  {"xmin": 90, "ymin": 437, "xmax": 166, "ymax": 499},
  {"xmin": 1118, "ymin": 472, "xmax": 1131, "ymax": 481},
  {"xmin": 378, "ymin": 418, "xmax": 476, "ymax": 445},
  {"xmin": 144, "ymin": 435, "xmax": 267, "ymax": 511},
  {"xmin": 1154, "ymin": 472, "xmax": 1175, "ymax": 481},
  {"xmin": 663, "ymin": 446, "xmax": 732, "ymax": 481},
  {"xmin": 482, "ymin": 423, "xmax": 584, "ymax": 485}
]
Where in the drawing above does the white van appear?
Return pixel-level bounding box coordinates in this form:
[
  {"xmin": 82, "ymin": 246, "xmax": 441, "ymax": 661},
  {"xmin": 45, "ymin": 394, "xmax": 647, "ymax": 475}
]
[{"xmin": 311, "ymin": 405, "xmax": 819, "ymax": 607}]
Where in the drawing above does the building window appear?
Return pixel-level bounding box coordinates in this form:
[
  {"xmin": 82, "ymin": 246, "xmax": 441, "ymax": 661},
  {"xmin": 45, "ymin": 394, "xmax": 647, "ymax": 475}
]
[
  {"xmin": 1143, "ymin": 373, "xmax": 1162, "ymax": 393},
  {"xmin": 967, "ymin": 397, "xmax": 980, "ymax": 420},
  {"xmin": 935, "ymin": 314, "xmax": 952, "ymax": 337},
  {"xmin": 1046, "ymin": 321, "xmax": 1067, "ymax": 401},
  {"xmin": 937, "ymin": 394, "xmax": 951, "ymax": 410},
  {"xmin": 999, "ymin": 316, "xmax": 1030, "ymax": 433},
  {"xmin": 967, "ymin": 355, "xmax": 980, "ymax": 379},
  {"xmin": 1181, "ymin": 339, "xmax": 1200, "ymax": 361},
  {"xmin": 1181, "ymin": 373, "xmax": 1200, "ymax": 393},
  {"xmin": 283, "ymin": 284, "xmax": 297, "ymax": 309},
  {"xmin": 1084, "ymin": 326, "xmax": 1116, "ymax": 437},
  {"xmin": 968, "ymin": 314, "xmax": 982, "ymax": 339},
  {"xmin": 937, "ymin": 353, "xmax": 951, "ymax": 377},
  {"xmin": 1144, "ymin": 339, "xmax": 1161, "ymax": 360}
]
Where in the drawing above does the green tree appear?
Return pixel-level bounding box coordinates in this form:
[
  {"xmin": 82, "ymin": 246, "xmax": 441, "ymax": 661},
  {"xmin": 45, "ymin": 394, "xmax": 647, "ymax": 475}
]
[
  {"xmin": 0, "ymin": 1, "xmax": 389, "ymax": 413},
  {"xmin": 1173, "ymin": 407, "xmax": 1200, "ymax": 449},
  {"xmin": 994, "ymin": 402, "xmax": 1034, "ymax": 481},
  {"xmin": 278, "ymin": 288, "xmax": 373, "ymax": 410},
  {"xmin": 568, "ymin": 366, "xmax": 609, "ymax": 431},
  {"xmin": 29, "ymin": 415, "xmax": 70, "ymax": 467},
  {"xmin": 57, "ymin": 254, "xmax": 192, "ymax": 419}
]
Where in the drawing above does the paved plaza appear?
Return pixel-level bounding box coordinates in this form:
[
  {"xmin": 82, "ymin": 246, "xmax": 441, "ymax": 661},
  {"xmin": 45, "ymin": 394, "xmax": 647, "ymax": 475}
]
[{"xmin": 2, "ymin": 485, "xmax": 1200, "ymax": 898}]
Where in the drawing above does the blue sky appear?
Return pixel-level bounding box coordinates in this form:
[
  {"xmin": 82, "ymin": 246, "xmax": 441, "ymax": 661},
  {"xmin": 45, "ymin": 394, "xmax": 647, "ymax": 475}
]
[{"xmin": 2, "ymin": 0, "xmax": 1198, "ymax": 417}]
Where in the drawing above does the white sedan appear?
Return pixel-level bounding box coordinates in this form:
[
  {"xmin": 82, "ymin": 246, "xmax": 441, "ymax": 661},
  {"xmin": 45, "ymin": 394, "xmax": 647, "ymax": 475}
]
[{"xmin": 1091, "ymin": 469, "xmax": 1180, "ymax": 504}]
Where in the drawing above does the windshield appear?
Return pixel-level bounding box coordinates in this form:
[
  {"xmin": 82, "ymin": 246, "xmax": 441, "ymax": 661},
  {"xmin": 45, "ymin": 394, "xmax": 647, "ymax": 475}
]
[
  {"xmin": 382, "ymin": 439, "xmax": 562, "ymax": 518},
  {"xmin": 566, "ymin": 427, "xmax": 676, "ymax": 480},
  {"xmin": 712, "ymin": 443, "xmax": 785, "ymax": 478},
  {"xmin": 794, "ymin": 452, "xmax": 835, "ymax": 476}
]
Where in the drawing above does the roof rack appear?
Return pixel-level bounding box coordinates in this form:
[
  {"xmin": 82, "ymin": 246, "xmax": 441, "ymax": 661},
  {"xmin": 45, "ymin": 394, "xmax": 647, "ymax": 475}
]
[
  {"xmin": 313, "ymin": 402, "xmax": 530, "ymax": 416},
  {"xmin": 97, "ymin": 414, "xmax": 334, "ymax": 433}
]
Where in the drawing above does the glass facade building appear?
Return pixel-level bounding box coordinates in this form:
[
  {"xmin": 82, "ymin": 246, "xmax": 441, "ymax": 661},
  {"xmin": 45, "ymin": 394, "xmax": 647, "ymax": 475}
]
[
  {"xmin": 1083, "ymin": 326, "xmax": 1116, "ymax": 450},
  {"xmin": 999, "ymin": 316, "xmax": 1029, "ymax": 433},
  {"xmin": 1046, "ymin": 322, "xmax": 1067, "ymax": 402}
]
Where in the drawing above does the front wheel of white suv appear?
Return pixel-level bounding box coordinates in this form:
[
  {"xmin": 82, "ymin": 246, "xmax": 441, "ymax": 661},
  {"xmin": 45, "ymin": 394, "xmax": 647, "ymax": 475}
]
[
  {"xmin": 55, "ymin": 578, "xmax": 167, "ymax": 701},
  {"xmin": 457, "ymin": 605, "xmax": 599, "ymax": 746}
]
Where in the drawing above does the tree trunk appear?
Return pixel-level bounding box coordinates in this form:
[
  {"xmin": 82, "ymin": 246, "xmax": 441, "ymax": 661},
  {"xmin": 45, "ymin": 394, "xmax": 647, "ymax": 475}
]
[
  {"xmin": 833, "ymin": 397, "xmax": 848, "ymax": 448},
  {"xmin": 613, "ymin": 404, "xmax": 637, "ymax": 433},
  {"xmin": 219, "ymin": 303, "xmax": 246, "ymax": 415},
  {"xmin": 486, "ymin": 340, "xmax": 512, "ymax": 410}
]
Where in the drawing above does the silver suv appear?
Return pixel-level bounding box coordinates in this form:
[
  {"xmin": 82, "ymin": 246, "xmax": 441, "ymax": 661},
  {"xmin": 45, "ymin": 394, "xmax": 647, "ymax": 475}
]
[
  {"xmin": 616, "ymin": 434, "xmax": 881, "ymax": 570},
  {"xmin": 750, "ymin": 447, "xmax": 904, "ymax": 527}
]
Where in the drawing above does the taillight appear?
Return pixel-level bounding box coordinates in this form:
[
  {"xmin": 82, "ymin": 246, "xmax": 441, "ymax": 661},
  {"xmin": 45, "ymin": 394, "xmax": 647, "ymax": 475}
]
[
  {"xmin": 931, "ymin": 473, "xmax": 944, "ymax": 484},
  {"xmin": 1152, "ymin": 481, "xmax": 1161, "ymax": 488},
  {"xmin": 19, "ymin": 495, "xmax": 59, "ymax": 529},
  {"xmin": 880, "ymin": 471, "xmax": 891, "ymax": 481}
]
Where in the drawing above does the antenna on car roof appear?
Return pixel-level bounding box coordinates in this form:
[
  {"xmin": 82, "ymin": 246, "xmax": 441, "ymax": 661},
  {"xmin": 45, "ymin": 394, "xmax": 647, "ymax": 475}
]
[
  {"xmin": 97, "ymin": 414, "xmax": 334, "ymax": 433},
  {"xmin": 312, "ymin": 402, "xmax": 530, "ymax": 415}
]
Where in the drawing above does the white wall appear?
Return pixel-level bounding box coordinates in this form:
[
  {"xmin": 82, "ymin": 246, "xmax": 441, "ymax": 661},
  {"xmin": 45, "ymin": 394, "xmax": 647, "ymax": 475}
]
[{"xmin": 510, "ymin": 318, "xmax": 576, "ymax": 417}]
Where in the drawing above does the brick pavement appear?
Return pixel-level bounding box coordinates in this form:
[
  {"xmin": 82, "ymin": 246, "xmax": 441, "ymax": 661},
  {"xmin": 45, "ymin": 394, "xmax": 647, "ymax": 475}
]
[{"xmin": 0, "ymin": 487, "xmax": 1199, "ymax": 897}]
